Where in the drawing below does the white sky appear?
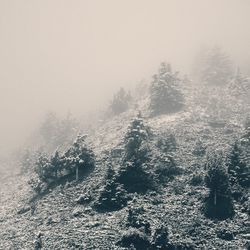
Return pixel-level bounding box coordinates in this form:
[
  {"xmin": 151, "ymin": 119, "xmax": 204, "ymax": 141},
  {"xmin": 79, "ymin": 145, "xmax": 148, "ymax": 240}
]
[{"xmin": 0, "ymin": 0, "xmax": 250, "ymax": 156}]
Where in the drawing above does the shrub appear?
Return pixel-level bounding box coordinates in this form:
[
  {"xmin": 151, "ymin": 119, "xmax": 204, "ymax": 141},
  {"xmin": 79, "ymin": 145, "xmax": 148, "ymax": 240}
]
[
  {"xmin": 126, "ymin": 208, "xmax": 151, "ymax": 235},
  {"xmin": 116, "ymin": 228, "xmax": 151, "ymax": 250},
  {"xmin": 32, "ymin": 135, "xmax": 95, "ymax": 188},
  {"xmin": 117, "ymin": 162, "xmax": 155, "ymax": 193},
  {"xmin": 190, "ymin": 173, "xmax": 204, "ymax": 186},
  {"xmin": 156, "ymin": 133, "xmax": 177, "ymax": 153},
  {"xmin": 227, "ymin": 142, "xmax": 248, "ymax": 186},
  {"xmin": 95, "ymin": 165, "xmax": 128, "ymax": 211},
  {"xmin": 151, "ymin": 224, "xmax": 172, "ymax": 250},
  {"xmin": 227, "ymin": 122, "xmax": 250, "ymax": 187},
  {"xmin": 204, "ymin": 150, "xmax": 234, "ymax": 220},
  {"xmin": 35, "ymin": 153, "xmax": 55, "ymax": 183},
  {"xmin": 216, "ymin": 228, "xmax": 234, "ymax": 241},
  {"xmin": 154, "ymin": 154, "xmax": 181, "ymax": 183}
]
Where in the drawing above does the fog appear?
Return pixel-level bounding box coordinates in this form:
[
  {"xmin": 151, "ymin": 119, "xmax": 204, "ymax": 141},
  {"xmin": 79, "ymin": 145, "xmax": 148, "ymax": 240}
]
[{"xmin": 0, "ymin": 0, "xmax": 250, "ymax": 158}]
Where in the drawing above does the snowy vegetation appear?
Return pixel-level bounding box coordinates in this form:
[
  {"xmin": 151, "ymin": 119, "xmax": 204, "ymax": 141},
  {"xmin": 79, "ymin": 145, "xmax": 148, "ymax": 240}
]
[
  {"xmin": 194, "ymin": 46, "xmax": 233, "ymax": 86},
  {"xmin": 110, "ymin": 87, "xmax": 132, "ymax": 115},
  {"xmin": 1, "ymin": 54, "xmax": 250, "ymax": 249},
  {"xmin": 150, "ymin": 62, "xmax": 184, "ymax": 116}
]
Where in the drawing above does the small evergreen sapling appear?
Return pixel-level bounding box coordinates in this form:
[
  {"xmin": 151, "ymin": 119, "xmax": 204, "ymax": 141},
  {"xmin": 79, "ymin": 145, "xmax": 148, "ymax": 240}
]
[
  {"xmin": 228, "ymin": 121, "xmax": 250, "ymax": 187},
  {"xmin": 117, "ymin": 114, "xmax": 155, "ymax": 193},
  {"xmin": 96, "ymin": 164, "xmax": 127, "ymax": 211},
  {"xmin": 123, "ymin": 114, "xmax": 149, "ymax": 164},
  {"xmin": 204, "ymin": 151, "xmax": 234, "ymax": 219},
  {"xmin": 227, "ymin": 142, "xmax": 247, "ymax": 186},
  {"xmin": 50, "ymin": 151, "xmax": 62, "ymax": 180}
]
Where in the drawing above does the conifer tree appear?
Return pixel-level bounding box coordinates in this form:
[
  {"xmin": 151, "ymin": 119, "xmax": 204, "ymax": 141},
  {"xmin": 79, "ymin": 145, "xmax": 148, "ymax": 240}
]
[
  {"xmin": 200, "ymin": 46, "xmax": 233, "ymax": 86},
  {"xmin": 110, "ymin": 87, "xmax": 132, "ymax": 115},
  {"xmin": 63, "ymin": 134, "xmax": 95, "ymax": 181},
  {"xmin": 50, "ymin": 151, "xmax": 62, "ymax": 180},
  {"xmin": 35, "ymin": 153, "xmax": 54, "ymax": 183},
  {"xmin": 227, "ymin": 142, "xmax": 247, "ymax": 186},
  {"xmin": 150, "ymin": 62, "xmax": 184, "ymax": 116},
  {"xmin": 123, "ymin": 113, "xmax": 149, "ymax": 164},
  {"xmin": 96, "ymin": 164, "xmax": 127, "ymax": 211},
  {"xmin": 117, "ymin": 114, "xmax": 154, "ymax": 193},
  {"xmin": 204, "ymin": 151, "xmax": 234, "ymax": 219}
]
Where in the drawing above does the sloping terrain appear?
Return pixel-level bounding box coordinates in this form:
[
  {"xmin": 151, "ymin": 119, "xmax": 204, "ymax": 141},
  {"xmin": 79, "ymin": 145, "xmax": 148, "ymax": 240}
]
[{"xmin": 0, "ymin": 100, "xmax": 250, "ymax": 249}]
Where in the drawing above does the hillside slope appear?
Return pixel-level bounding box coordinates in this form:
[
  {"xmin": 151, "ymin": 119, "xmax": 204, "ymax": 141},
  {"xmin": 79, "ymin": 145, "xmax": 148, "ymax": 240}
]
[{"xmin": 0, "ymin": 98, "xmax": 250, "ymax": 249}]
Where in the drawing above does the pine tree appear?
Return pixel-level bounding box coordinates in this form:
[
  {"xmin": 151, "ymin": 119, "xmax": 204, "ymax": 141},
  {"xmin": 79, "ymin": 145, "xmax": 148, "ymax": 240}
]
[
  {"xmin": 204, "ymin": 151, "xmax": 234, "ymax": 219},
  {"xmin": 35, "ymin": 153, "xmax": 54, "ymax": 183},
  {"xmin": 227, "ymin": 142, "xmax": 247, "ymax": 186},
  {"xmin": 123, "ymin": 113, "xmax": 149, "ymax": 164},
  {"xmin": 96, "ymin": 164, "xmax": 127, "ymax": 211},
  {"xmin": 150, "ymin": 62, "xmax": 184, "ymax": 116},
  {"xmin": 63, "ymin": 134, "xmax": 95, "ymax": 181},
  {"xmin": 117, "ymin": 114, "xmax": 154, "ymax": 193},
  {"xmin": 50, "ymin": 151, "xmax": 62, "ymax": 180}
]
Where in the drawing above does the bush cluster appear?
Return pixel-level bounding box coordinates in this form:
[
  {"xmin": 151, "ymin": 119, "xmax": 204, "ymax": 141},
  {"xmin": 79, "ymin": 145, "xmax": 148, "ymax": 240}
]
[{"xmin": 33, "ymin": 135, "xmax": 95, "ymax": 189}]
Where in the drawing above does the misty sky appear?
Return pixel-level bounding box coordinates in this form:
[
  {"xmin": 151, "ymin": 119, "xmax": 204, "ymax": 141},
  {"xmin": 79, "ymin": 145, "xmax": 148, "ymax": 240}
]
[{"xmin": 0, "ymin": 0, "xmax": 250, "ymax": 157}]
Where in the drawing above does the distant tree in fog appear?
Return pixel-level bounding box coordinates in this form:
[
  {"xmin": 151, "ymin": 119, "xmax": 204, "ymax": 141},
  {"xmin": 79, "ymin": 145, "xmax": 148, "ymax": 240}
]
[
  {"xmin": 228, "ymin": 68, "xmax": 250, "ymax": 97},
  {"xmin": 149, "ymin": 62, "xmax": 184, "ymax": 116},
  {"xmin": 110, "ymin": 87, "xmax": 132, "ymax": 115},
  {"xmin": 195, "ymin": 46, "xmax": 233, "ymax": 86},
  {"xmin": 39, "ymin": 112, "xmax": 78, "ymax": 152}
]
